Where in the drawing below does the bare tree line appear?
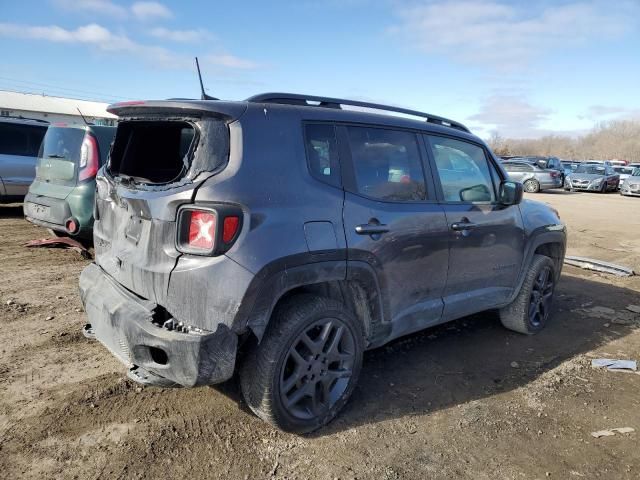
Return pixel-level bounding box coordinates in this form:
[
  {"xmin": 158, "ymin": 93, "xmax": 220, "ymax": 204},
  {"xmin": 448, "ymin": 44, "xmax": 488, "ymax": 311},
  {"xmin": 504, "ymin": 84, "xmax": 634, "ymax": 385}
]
[{"xmin": 487, "ymin": 119, "xmax": 640, "ymax": 162}]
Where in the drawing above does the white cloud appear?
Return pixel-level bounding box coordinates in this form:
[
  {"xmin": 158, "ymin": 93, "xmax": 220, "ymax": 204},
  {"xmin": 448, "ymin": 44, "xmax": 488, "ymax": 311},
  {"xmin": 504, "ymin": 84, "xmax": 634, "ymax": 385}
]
[
  {"xmin": 580, "ymin": 105, "xmax": 640, "ymax": 121},
  {"xmin": 391, "ymin": 1, "xmax": 640, "ymax": 67},
  {"xmin": 149, "ymin": 27, "xmax": 212, "ymax": 43},
  {"xmin": 0, "ymin": 22, "xmax": 257, "ymax": 71},
  {"xmin": 52, "ymin": 0, "xmax": 127, "ymax": 18},
  {"xmin": 131, "ymin": 1, "xmax": 172, "ymax": 21},
  {"xmin": 468, "ymin": 94, "xmax": 552, "ymax": 137}
]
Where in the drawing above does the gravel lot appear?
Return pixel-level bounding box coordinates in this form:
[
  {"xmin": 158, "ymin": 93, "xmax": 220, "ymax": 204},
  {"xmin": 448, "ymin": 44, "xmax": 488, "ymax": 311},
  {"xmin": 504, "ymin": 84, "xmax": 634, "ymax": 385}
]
[{"xmin": 1, "ymin": 190, "xmax": 639, "ymax": 479}]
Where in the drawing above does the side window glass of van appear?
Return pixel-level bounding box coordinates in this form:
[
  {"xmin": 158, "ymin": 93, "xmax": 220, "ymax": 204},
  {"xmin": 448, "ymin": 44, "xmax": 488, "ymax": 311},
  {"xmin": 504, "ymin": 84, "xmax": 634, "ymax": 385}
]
[
  {"xmin": 346, "ymin": 126, "xmax": 426, "ymax": 201},
  {"xmin": 0, "ymin": 124, "xmax": 47, "ymax": 157},
  {"xmin": 426, "ymin": 135, "xmax": 496, "ymax": 203},
  {"xmin": 304, "ymin": 124, "xmax": 341, "ymax": 187}
]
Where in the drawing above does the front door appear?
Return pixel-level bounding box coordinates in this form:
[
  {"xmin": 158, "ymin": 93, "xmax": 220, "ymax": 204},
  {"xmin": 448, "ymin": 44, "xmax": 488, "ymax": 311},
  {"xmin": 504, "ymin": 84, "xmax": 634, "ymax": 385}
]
[
  {"xmin": 424, "ymin": 134, "xmax": 525, "ymax": 321},
  {"xmin": 340, "ymin": 126, "xmax": 449, "ymax": 339}
]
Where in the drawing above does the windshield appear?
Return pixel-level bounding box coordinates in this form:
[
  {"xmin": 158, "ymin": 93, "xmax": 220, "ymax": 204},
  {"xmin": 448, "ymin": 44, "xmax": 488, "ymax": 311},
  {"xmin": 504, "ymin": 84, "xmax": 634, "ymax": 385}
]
[
  {"xmin": 38, "ymin": 127, "xmax": 85, "ymax": 162},
  {"xmin": 575, "ymin": 165, "xmax": 605, "ymax": 175},
  {"xmin": 633, "ymin": 168, "xmax": 640, "ymax": 176},
  {"xmin": 614, "ymin": 167, "xmax": 634, "ymax": 174}
]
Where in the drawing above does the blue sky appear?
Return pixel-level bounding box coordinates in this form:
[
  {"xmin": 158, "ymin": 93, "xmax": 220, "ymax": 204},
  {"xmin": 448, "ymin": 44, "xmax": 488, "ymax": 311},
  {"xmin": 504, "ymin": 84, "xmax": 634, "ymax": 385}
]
[{"xmin": 1, "ymin": 0, "xmax": 639, "ymax": 138}]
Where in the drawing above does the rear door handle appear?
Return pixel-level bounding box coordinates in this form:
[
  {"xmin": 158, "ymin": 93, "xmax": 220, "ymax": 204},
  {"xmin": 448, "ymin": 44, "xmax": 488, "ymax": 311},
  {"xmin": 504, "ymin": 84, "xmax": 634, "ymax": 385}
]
[
  {"xmin": 355, "ymin": 224, "xmax": 390, "ymax": 235},
  {"xmin": 451, "ymin": 221, "xmax": 476, "ymax": 231}
]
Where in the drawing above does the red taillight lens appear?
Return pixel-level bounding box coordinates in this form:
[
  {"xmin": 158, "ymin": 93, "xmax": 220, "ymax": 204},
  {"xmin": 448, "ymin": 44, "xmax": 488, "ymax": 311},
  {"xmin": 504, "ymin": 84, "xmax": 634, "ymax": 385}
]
[
  {"xmin": 188, "ymin": 211, "xmax": 216, "ymax": 250},
  {"xmin": 177, "ymin": 206, "xmax": 242, "ymax": 256},
  {"xmin": 79, "ymin": 134, "xmax": 99, "ymax": 181},
  {"xmin": 222, "ymin": 216, "xmax": 239, "ymax": 243}
]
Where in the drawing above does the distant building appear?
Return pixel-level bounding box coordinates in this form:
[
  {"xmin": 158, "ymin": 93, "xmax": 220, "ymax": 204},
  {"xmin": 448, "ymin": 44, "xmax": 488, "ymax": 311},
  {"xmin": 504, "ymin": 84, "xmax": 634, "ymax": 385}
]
[{"xmin": 0, "ymin": 90, "xmax": 117, "ymax": 126}]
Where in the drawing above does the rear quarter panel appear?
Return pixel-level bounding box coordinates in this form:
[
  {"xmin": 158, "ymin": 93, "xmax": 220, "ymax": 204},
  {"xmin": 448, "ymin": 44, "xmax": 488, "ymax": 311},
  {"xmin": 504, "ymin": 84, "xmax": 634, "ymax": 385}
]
[{"xmin": 194, "ymin": 105, "xmax": 347, "ymax": 274}]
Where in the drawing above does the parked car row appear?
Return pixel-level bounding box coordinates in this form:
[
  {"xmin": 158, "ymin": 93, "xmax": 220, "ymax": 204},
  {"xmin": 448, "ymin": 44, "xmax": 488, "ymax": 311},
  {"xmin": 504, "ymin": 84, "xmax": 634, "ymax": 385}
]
[
  {"xmin": 0, "ymin": 115, "xmax": 116, "ymax": 238},
  {"xmin": 499, "ymin": 155, "xmax": 640, "ymax": 197}
]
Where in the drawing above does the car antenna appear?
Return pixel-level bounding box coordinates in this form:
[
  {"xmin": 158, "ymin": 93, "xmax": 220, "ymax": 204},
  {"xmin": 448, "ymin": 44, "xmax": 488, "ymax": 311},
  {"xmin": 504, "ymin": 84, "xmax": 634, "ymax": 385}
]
[
  {"xmin": 76, "ymin": 107, "xmax": 91, "ymax": 126},
  {"xmin": 195, "ymin": 57, "xmax": 219, "ymax": 100}
]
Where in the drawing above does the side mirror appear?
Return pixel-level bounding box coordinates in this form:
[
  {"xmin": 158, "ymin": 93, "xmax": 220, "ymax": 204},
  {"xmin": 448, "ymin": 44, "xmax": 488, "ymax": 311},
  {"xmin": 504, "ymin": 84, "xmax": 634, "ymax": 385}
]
[{"xmin": 499, "ymin": 180, "xmax": 523, "ymax": 205}]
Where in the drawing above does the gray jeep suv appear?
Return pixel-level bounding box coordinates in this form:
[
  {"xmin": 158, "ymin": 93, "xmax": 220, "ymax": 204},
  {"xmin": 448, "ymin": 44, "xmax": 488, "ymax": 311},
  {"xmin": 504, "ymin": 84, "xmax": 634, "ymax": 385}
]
[{"xmin": 79, "ymin": 94, "xmax": 566, "ymax": 433}]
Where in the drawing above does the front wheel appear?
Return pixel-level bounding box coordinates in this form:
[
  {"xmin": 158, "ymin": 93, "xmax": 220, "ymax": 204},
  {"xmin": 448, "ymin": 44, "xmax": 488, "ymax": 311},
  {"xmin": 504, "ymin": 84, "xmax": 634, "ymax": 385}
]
[
  {"xmin": 239, "ymin": 295, "xmax": 364, "ymax": 433},
  {"xmin": 500, "ymin": 255, "xmax": 556, "ymax": 334},
  {"xmin": 523, "ymin": 179, "xmax": 540, "ymax": 193}
]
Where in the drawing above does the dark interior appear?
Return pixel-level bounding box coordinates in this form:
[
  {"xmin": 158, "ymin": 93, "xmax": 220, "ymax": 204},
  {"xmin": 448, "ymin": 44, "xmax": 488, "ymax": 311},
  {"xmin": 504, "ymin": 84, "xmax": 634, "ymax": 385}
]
[{"xmin": 108, "ymin": 121, "xmax": 195, "ymax": 184}]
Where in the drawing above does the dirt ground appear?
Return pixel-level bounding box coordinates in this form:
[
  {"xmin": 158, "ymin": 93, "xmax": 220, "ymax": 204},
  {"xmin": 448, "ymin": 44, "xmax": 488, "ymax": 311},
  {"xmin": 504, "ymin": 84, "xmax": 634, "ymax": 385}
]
[{"xmin": 1, "ymin": 190, "xmax": 639, "ymax": 480}]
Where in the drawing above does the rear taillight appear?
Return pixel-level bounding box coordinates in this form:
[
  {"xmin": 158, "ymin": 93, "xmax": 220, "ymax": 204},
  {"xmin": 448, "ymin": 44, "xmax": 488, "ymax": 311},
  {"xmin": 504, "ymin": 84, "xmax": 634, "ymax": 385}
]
[
  {"xmin": 79, "ymin": 134, "xmax": 99, "ymax": 181},
  {"xmin": 188, "ymin": 211, "xmax": 216, "ymax": 250},
  {"xmin": 550, "ymin": 171, "xmax": 559, "ymax": 178},
  {"xmin": 222, "ymin": 216, "xmax": 240, "ymax": 243},
  {"xmin": 177, "ymin": 206, "xmax": 242, "ymax": 256}
]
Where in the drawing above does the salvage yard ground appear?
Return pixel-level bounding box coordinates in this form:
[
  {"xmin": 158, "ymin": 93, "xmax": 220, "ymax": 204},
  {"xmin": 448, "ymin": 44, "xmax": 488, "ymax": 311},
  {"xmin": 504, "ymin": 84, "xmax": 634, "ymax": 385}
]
[{"xmin": 1, "ymin": 191, "xmax": 639, "ymax": 479}]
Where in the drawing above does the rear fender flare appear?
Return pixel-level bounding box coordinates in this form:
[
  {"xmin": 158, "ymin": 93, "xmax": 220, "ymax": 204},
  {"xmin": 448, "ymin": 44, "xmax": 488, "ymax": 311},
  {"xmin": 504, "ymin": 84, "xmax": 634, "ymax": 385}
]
[{"xmin": 238, "ymin": 257, "xmax": 347, "ymax": 342}]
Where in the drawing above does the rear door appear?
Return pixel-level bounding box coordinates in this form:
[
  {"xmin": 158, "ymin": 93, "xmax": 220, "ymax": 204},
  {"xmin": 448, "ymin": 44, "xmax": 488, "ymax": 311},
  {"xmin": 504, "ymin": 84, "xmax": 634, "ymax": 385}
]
[
  {"xmin": 340, "ymin": 125, "xmax": 449, "ymax": 337},
  {"xmin": 424, "ymin": 134, "xmax": 525, "ymax": 321}
]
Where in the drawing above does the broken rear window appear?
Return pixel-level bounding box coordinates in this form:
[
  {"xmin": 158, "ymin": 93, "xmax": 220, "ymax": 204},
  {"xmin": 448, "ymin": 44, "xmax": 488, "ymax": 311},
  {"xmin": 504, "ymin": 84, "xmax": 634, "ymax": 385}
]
[{"xmin": 108, "ymin": 121, "xmax": 196, "ymax": 184}]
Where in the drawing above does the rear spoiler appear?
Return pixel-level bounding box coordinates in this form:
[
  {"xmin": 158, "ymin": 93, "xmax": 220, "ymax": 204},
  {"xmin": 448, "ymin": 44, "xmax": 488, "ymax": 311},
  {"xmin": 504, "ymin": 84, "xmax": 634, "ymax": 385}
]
[{"xmin": 107, "ymin": 100, "xmax": 247, "ymax": 121}]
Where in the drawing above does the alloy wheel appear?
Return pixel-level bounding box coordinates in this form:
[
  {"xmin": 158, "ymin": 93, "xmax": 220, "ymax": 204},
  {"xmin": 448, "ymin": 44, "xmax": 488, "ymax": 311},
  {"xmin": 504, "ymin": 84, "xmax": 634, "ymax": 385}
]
[
  {"xmin": 279, "ymin": 318, "xmax": 356, "ymax": 420},
  {"xmin": 528, "ymin": 266, "xmax": 554, "ymax": 327}
]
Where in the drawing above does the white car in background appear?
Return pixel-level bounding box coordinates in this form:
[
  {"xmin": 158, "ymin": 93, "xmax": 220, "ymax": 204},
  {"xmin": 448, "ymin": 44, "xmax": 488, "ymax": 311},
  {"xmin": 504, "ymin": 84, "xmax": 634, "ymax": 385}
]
[
  {"xmin": 613, "ymin": 166, "xmax": 636, "ymax": 189},
  {"xmin": 620, "ymin": 167, "xmax": 640, "ymax": 197}
]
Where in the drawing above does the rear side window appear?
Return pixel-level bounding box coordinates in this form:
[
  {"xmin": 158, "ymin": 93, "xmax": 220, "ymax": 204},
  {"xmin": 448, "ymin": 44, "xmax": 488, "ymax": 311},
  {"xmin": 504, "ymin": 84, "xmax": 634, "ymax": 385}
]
[
  {"xmin": 108, "ymin": 121, "xmax": 195, "ymax": 184},
  {"xmin": 426, "ymin": 135, "xmax": 497, "ymax": 203},
  {"xmin": 0, "ymin": 123, "xmax": 46, "ymax": 157},
  {"xmin": 346, "ymin": 126, "xmax": 426, "ymax": 201},
  {"xmin": 304, "ymin": 123, "xmax": 341, "ymax": 187}
]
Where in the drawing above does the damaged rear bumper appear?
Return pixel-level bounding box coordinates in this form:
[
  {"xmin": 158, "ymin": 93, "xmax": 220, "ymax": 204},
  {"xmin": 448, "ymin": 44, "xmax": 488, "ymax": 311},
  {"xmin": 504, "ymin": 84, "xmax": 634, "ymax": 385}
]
[{"xmin": 79, "ymin": 263, "xmax": 238, "ymax": 387}]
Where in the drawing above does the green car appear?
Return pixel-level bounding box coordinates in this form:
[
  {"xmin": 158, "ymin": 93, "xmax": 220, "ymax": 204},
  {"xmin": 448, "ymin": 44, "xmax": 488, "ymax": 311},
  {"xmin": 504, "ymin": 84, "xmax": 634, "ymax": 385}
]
[{"xmin": 24, "ymin": 123, "xmax": 116, "ymax": 239}]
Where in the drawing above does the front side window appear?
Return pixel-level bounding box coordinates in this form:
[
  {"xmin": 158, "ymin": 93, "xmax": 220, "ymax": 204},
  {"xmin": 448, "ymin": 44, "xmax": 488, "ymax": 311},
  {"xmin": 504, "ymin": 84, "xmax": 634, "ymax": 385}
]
[
  {"xmin": 346, "ymin": 126, "xmax": 426, "ymax": 201},
  {"xmin": 426, "ymin": 135, "xmax": 497, "ymax": 203},
  {"xmin": 304, "ymin": 123, "xmax": 340, "ymax": 187}
]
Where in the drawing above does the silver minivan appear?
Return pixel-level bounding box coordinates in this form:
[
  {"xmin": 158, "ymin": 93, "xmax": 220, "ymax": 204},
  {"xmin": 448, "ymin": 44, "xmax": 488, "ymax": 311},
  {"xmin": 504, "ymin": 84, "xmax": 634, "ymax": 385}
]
[{"xmin": 0, "ymin": 117, "xmax": 48, "ymax": 203}]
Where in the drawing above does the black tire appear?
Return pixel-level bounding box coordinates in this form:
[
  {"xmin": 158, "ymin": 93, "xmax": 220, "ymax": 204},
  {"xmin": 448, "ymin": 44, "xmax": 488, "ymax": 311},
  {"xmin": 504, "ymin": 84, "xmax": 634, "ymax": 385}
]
[
  {"xmin": 239, "ymin": 294, "xmax": 364, "ymax": 434},
  {"xmin": 499, "ymin": 255, "xmax": 556, "ymax": 335},
  {"xmin": 523, "ymin": 179, "xmax": 540, "ymax": 193}
]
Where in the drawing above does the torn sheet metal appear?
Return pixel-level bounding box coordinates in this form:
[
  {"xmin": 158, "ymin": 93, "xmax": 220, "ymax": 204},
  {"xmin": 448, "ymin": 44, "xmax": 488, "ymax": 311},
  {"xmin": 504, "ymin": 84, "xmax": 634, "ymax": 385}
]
[
  {"xmin": 24, "ymin": 237, "xmax": 91, "ymax": 259},
  {"xmin": 564, "ymin": 256, "xmax": 635, "ymax": 277},
  {"xmin": 591, "ymin": 358, "xmax": 637, "ymax": 371}
]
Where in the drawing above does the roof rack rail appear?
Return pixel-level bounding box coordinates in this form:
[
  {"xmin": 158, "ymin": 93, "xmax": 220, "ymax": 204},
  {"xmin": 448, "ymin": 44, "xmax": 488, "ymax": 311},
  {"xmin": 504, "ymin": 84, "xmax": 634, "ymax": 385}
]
[{"xmin": 246, "ymin": 92, "xmax": 470, "ymax": 133}]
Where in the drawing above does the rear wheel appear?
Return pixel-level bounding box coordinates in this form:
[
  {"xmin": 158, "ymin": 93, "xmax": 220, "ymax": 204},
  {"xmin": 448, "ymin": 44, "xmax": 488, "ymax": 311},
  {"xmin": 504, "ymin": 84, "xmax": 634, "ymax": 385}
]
[
  {"xmin": 239, "ymin": 295, "xmax": 364, "ymax": 433},
  {"xmin": 500, "ymin": 255, "xmax": 556, "ymax": 334},
  {"xmin": 523, "ymin": 179, "xmax": 540, "ymax": 193}
]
